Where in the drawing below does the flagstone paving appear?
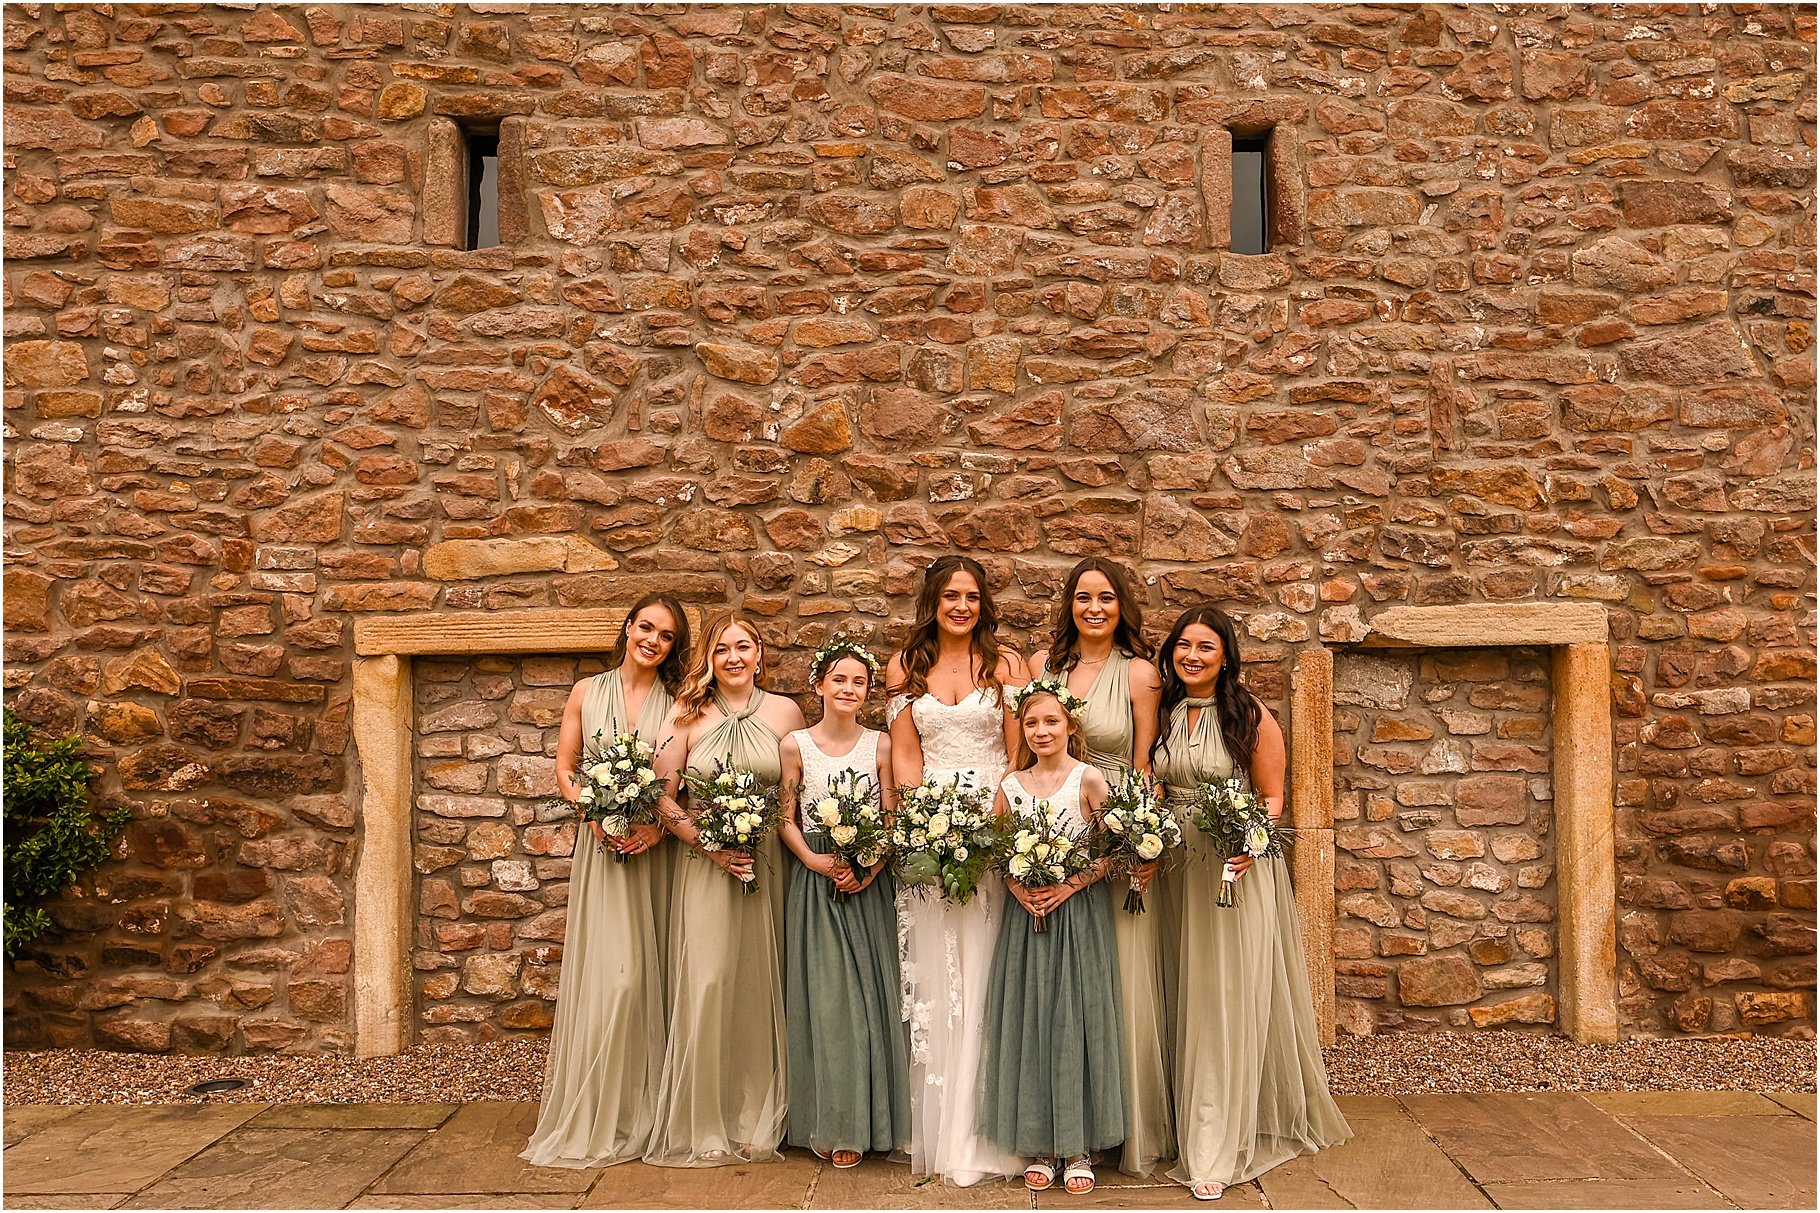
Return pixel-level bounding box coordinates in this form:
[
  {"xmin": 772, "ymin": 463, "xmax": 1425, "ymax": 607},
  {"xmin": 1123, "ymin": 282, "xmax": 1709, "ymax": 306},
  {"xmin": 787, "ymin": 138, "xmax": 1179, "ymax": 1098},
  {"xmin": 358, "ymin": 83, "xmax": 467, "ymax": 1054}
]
[{"xmin": 3, "ymin": 1093, "xmax": 1812, "ymax": 1210}]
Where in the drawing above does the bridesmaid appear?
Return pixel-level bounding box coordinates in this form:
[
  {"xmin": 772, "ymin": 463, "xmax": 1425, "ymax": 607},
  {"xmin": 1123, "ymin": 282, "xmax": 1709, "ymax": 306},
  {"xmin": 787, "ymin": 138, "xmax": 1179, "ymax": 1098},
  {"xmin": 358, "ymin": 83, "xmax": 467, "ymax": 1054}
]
[
  {"xmin": 1028, "ymin": 557, "xmax": 1171, "ymax": 1177},
  {"xmin": 978, "ymin": 680, "xmax": 1123, "ymax": 1195},
  {"xmin": 646, "ymin": 612, "xmax": 806, "ymax": 1167},
  {"xmin": 522, "ymin": 594, "xmax": 690, "ymax": 1168},
  {"xmin": 778, "ymin": 640, "xmax": 910, "ymax": 1168},
  {"xmin": 1151, "ymin": 606, "xmax": 1350, "ymax": 1200}
]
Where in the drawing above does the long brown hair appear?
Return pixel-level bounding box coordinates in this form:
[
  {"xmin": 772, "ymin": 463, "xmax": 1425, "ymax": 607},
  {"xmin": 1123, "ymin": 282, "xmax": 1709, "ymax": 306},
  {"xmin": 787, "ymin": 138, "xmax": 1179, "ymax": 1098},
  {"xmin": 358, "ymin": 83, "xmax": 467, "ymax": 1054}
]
[
  {"xmin": 675, "ymin": 612, "xmax": 765, "ymax": 724},
  {"xmin": 1151, "ymin": 605, "xmax": 1261, "ymax": 775},
  {"xmin": 1045, "ymin": 557, "xmax": 1151, "ymax": 673},
  {"xmin": 892, "ymin": 554, "xmax": 1008, "ymax": 702},
  {"xmin": 610, "ymin": 592, "xmax": 691, "ymax": 693}
]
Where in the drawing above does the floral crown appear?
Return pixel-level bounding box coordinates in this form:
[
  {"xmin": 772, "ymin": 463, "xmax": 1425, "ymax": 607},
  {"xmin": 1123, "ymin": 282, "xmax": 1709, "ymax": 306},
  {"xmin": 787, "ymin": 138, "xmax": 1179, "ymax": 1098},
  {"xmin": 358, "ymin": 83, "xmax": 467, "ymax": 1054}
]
[
  {"xmin": 811, "ymin": 637, "xmax": 881, "ymax": 681},
  {"xmin": 1011, "ymin": 674, "xmax": 1087, "ymax": 719}
]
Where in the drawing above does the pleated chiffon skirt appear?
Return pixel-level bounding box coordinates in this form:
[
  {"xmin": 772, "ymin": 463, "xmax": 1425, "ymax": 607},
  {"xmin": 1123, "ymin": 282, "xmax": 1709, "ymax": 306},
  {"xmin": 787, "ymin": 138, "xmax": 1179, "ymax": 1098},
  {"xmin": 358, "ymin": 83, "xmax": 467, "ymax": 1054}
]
[
  {"xmin": 644, "ymin": 835, "xmax": 788, "ymax": 1167},
  {"xmin": 521, "ymin": 833, "xmax": 668, "ymax": 1168},
  {"xmin": 978, "ymin": 883, "xmax": 1127, "ymax": 1160},
  {"xmin": 783, "ymin": 832, "xmax": 912, "ymax": 1157},
  {"xmin": 1166, "ymin": 832, "xmax": 1351, "ymax": 1188},
  {"xmin": 1111, "ymin": 890, "xmax": 1176, "ymax": 1175}
]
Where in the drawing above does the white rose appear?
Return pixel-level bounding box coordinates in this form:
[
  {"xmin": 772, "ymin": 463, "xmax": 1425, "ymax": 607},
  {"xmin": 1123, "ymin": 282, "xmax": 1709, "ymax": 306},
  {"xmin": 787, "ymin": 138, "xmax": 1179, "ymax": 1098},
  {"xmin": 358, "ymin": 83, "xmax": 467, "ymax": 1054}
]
[
  {"xmin": 577, "ymin": 786, "xmax": 596, "ymax": 806},
  {"xmin": 1136, "ymin": 833, "xmax": 1164, "ymax": 860},
  {"xmin": 1048, "ymin": 863, "xmax": 1066, "ymax": 881},
  {"xmin": 928, "ymin": 813, "xmax": 950, "ymax": 838},
  {"xmin": 1015, "ymin": 833, "xmax": 1036, "ymax": 854},
  {"xmin": 593, "ymin": 768, "xmax": 613, "ymax": 787},
  {"xmin": 1104, "ymin": 813, "xmax": 1125, "ymax": 833},
  {"xmin": 616, "ymin": 759, "xmax": 632, "ymax": 771},
  {"xmin": 831, "ymin": 825, "xmax": 858, "ymax": 846},
  {"xmin": 816, "ymin": 798, "xmax": 841, "ymax": 826},
  {"xmin": 1033, "ymin": 843, "xmax": 1052, "ymax": 861},
  {"xmin": 1008, "ymin": 856, "xmax": 1030, "ymax": 878},
  {"xmin": 954, "ymin": 846, "xmax": 969, "ymax": 861},
  {"xmin": 638, "ymin": 769, "xmax": 656, "ymax": 785},
  {"xmin": 1245, "ymin": 824, "xmax": 1272, "ymax": 855}
]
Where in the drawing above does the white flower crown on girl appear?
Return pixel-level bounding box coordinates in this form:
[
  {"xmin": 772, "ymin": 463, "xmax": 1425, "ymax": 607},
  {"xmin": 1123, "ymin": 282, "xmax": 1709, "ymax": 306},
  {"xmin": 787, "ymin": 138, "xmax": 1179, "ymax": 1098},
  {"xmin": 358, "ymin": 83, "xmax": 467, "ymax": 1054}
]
[
  {"xmin": 1011, "ymin": 674, "xmax": 1087, "ymax": 719},
  {"xmin": 811, "ymin": 637, "xmax": 881, "ymax": 681}
]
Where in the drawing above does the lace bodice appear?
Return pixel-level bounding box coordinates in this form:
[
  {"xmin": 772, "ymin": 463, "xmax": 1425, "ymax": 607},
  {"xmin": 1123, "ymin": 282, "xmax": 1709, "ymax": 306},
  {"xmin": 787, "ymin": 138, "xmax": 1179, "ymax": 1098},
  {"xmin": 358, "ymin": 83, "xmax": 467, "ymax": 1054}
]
[
  {"xmin": 1001, "ymin": 763, "xmax": 1090, "ymax": 835},
  {"xmin": 901, "ymin": 689, "xmax": 1008, "ymax": 786},
  {"xmin": 791, "ymin": 728, "xmax": 881, "ymax": 836}
]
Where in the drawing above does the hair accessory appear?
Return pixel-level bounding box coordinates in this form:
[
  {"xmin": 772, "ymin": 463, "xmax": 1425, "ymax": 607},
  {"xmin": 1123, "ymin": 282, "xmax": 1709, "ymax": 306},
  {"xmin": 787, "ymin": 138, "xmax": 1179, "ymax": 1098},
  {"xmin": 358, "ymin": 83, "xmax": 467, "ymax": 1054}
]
[
  {"xmin": 1012, "ymin": 674, "xmax": 1087, "ymax": 718},
  {"xmin": 811, "ymin": 636, "xmax": 881, "ymax": 681}
]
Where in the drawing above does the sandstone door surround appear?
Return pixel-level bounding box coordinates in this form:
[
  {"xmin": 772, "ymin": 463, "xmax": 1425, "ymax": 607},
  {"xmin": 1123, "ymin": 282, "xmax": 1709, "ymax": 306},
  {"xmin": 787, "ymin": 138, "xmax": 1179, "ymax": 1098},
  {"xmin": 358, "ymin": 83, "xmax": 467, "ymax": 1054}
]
[{"xmin": 348, "ymin": 601, "xmax": 1615, "ymax": 1056}]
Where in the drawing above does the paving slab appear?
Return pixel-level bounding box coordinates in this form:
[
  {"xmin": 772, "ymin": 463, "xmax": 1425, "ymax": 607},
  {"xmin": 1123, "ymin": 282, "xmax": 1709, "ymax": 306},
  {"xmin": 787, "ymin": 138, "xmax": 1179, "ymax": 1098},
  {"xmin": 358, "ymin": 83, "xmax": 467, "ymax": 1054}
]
[
  {"xmin": 1620, "ymin": 1114, "xmax": 1817, "ymax": 1209},
  {"xmin": 349, "ymin": 1195, "xmax": 586, "ymax": 1209},
  {"xmin": 248, "ymin": 1103, "xmax": 459, "ymax": 1130},
  {"xmin": 584, "ymin": 1153, "xmax": 820, "ymax": 1209},
  {"xmin": 121, "ymin": 1127, "xmax": 423, "ymax": 1210},
  {"xmin": 4, "ymin": 1105, "xmax": 81, "ymax": 1147},
  {"xmin": 1765, "ymin": 1091, "xmax": 1815, "ymax": 1120},
  {"xmin": 373, "ymin": 1102, "xmax": 597, "ymax": 1195},
  {"xmin": 1036, "ymin": 1178, "xmax": 1265, "ymax": 1208},
  {"xmin": 1258, "ymin": 1104, "xmax": 1491, "ymax": 1209},
  {"xmin": 805, "ymin": 1157, "xmax": 1029, "ymax": 1209},
  {"xmin": 5, "ymin": 1196, "xmax": 131, "ymax": 1210},
  {"xmin": 1583, "ymin": 1090, "xmax": 1791, "ymax": 1117},
  {"xmin": 1480, "ymin": 1178, "xmax": 1733, "ymax": 1209},
  {"xmin": 1331, "ymin": 1095, "xmax": 1407, "ymax": 1120},
  {"xmin": 3, "ymin": 1104, "xmax": 267, "ymax": 1194},
  {"xmin": 1399, "ymin": 1093, "xmax": 1673, "ymax": 1185}
]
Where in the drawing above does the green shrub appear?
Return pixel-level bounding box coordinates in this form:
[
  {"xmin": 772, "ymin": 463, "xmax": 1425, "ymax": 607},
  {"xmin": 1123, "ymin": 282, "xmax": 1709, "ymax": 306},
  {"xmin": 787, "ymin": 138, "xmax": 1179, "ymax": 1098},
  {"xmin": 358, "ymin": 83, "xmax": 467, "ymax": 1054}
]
[{"xmin": 3, "ymin": 708, "xmax": 129, "ymax": 958}]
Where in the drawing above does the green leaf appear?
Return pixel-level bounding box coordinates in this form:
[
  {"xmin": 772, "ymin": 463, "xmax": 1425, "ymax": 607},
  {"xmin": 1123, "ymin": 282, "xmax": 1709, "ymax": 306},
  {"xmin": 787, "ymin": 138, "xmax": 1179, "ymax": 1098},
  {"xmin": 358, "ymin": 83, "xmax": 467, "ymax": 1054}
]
[{"xmin": 4, "ymin": 709, "xmax": 124, "ymax": 958}]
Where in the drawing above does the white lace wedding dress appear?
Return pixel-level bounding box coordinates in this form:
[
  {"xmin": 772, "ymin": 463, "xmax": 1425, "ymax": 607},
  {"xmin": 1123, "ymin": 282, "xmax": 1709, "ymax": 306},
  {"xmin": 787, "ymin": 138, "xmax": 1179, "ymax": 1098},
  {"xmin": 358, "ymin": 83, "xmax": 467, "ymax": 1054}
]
[{"xmin": 892, "ymin": 689, "xmax": 1022, "ymax": 1187}]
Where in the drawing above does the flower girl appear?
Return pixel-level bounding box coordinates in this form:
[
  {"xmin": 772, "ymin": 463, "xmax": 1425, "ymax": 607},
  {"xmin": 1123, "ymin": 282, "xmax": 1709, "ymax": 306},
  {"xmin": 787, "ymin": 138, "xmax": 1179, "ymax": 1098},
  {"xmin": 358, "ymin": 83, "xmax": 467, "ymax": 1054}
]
[
  {"xmin": 778, "ymin": 640, "xmax": 911, "ymax": 1168},
  {"xmin": 978, "ymin": 677, "xmax": 1126, "ymax": 1195}
]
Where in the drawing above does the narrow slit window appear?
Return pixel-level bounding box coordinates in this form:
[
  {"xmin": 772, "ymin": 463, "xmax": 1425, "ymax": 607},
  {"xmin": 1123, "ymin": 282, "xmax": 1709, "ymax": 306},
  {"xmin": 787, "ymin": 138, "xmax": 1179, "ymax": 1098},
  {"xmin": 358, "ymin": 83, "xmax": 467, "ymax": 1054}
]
[
  {"xmin": 465, "ymin": 130, "xmax": 500, "ymax": 250},
  {"xmin": 1231, "ymin": 134, "xmax": 1270, "ymax": 255}
]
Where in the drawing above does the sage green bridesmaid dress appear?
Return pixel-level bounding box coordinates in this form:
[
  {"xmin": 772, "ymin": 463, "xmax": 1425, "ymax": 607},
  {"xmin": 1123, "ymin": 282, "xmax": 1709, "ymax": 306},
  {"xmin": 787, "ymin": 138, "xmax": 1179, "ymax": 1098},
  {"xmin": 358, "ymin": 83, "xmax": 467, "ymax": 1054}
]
[
  {"xmin": 645, "ymin": 689, "xmax": 789, "ymax": 1167},
  {"xmin": 522, "ymin": 669, "xmax": 676, "ymax": 1168},
  {"xmin": 1155, "ymin": 698, "xmax": 1351, "ymax": 1188},
  {"xmin": 783, "ymin": 729, "xmax": 911, "ymax": 1158},
  {"xmin": 1039, "ymin": 652, "xmax": 1175, "ymax": 1177}
]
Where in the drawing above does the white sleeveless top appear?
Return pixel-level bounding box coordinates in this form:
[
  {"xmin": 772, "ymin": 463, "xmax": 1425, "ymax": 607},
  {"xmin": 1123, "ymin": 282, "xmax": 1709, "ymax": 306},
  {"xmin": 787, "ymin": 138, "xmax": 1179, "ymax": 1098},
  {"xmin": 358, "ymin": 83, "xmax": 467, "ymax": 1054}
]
[
  {"xmin": 1000, "ymin": 762, "xmax": 1089, "ymax": 834},
  {"xmin": 791, "ymin": 727, "xmax": 881, "ymax": 836}
]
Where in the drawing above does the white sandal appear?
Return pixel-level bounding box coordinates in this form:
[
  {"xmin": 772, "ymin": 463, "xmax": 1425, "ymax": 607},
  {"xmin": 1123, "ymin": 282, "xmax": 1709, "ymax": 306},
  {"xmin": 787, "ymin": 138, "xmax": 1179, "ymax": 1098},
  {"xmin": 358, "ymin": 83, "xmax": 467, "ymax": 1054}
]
[
  {"xmin": 1025, "ymin": 1159, "xmax": 1056, "ymax": 1191},
  {"xmin": 1063, "ymin": 1155, "xmax": 1095, "ymax": 1194},
  {"xmin": 1192, "ymin": 1181, "xmax": 1225, "ymax": 1201}
]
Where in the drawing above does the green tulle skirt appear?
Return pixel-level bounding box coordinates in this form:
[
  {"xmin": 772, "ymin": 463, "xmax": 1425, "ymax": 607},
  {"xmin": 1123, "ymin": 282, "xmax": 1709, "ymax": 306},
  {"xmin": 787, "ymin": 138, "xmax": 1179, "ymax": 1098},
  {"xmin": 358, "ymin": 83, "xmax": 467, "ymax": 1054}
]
[
  {"xmin": 978, "ymin": 882, "xmax": 1127, "ymax": 1159},
  {"xmin": 784, "ymin": 832, "xmax": 912, "ymax": 1156}
]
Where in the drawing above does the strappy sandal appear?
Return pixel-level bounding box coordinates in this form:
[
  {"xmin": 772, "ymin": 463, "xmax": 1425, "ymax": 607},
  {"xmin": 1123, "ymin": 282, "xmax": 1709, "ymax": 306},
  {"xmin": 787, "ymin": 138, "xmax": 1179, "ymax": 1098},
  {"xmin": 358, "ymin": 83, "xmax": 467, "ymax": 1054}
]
[
  {"xmin": 1192, "ymin": 1181, "xmax": 1225, "ymax": 1201},
  {"xmin": 1025, "ymin": 1159, "xmax": 1056, "ymax": 1191},
  {"xmin": 1063, "ymin": 1155, "xmax": 1095, "ymax": 1194},
  {"xmin": 832, "ymin": 1149, "xmax": 863, "ymax": 1168}
]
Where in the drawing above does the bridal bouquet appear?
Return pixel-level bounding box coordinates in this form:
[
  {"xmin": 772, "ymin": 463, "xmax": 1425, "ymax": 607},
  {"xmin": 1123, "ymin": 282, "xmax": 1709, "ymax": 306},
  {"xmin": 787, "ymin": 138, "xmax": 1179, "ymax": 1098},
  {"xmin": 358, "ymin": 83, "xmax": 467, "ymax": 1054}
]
[
  {"xmin": 1188, "ymin": 775, "xmax": 1294, "ymax": 908},
  {"xmin": 1003, "ymin": 792, "xmax": 1093, "ymax": 932},
  {"xmin": 685, "ymin": 759, "xmax": 781, "ymax": 895},
  {"xmin": 892, "ymin": 773, "xmax": 1001, "ymax": 906},
  {"xmin": 809, "ymin": 767, "xmax": 891, "ymax": 904},
  {"xmin": 1095, "ymin": 769, "xmax": 1183, "ymax": 914},
  {"xmin": 568, "ymin": 729, "xmax": 665, "ymax": 862}
]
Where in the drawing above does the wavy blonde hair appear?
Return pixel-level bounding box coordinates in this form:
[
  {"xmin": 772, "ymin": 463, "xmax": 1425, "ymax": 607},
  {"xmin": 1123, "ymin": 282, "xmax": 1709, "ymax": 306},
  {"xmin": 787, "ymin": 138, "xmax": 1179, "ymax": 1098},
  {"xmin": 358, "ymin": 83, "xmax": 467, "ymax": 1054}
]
[{"xmin": 675, "ymin": 611, "xmax": 766, "ymax": 724}]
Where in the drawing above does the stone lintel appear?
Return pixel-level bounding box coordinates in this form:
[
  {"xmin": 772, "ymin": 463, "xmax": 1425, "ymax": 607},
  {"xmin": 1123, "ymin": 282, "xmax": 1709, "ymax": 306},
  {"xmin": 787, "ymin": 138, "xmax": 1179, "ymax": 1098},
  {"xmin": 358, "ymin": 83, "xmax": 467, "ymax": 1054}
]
[
  {"xmin": 353, "ymin": 605, "xmax": 706, "ymax": 656},
  {"xmin": 1554, "ymin": 642, "xmax": 1620, "ymax": 1044},
  {"xmin": 352, "ymin": 654, "xmax": 413, "ymax": 1058},
  {"xmin": 1357, "ymin": 603, "xmax": 1609, "ymax": 649}
]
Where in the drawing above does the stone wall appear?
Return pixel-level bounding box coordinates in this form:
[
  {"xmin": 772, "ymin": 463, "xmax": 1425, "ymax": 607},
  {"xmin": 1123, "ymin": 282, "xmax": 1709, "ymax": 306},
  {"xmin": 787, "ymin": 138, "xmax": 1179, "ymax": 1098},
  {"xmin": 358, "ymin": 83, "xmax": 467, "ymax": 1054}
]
[
  {"xmin": 413, "ymin": 655, "xmax": 582, "ymax": 1043},
  {"xmin": 1332, "ymin": 647, "xmax": 1559, "ymax": 1034},
  {"xmin": 2, "ymin": 3, "xmax": 1814, "ymax": 1052}
]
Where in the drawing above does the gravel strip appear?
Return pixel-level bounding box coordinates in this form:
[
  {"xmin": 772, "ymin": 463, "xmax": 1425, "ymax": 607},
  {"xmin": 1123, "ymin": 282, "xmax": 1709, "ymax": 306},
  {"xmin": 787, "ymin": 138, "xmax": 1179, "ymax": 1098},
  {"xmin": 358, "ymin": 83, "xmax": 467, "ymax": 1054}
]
[{"xmin": 4, "ymin": 1034, "xmax": 1812, "ymax": 1107}]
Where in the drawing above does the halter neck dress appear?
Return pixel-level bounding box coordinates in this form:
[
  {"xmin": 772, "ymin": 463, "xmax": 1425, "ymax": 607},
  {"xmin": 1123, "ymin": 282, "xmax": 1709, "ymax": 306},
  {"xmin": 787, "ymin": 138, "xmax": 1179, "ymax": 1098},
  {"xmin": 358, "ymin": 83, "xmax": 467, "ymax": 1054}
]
[
  {"xmin": 1038, "ymin": 651, "xmax": 1174, "ymax": 1176},
  {"xmin": 645, "ymin": 689, "xmax": 788, "ymax": 1167},
  {"xmin": 522, "ymin": 668, "xmax": 675, "ymax": 1168},
  {"xmin": 977, "ymin": 762, "xmax": 1125, "ymax": 1161},
  {"xmin": 783, "ymin": 728, "xmax": 911, "ymax": 1159},
  {"xmin": 1155, "ymin": 698, "xmax": 1350, "ymax": 1189}
]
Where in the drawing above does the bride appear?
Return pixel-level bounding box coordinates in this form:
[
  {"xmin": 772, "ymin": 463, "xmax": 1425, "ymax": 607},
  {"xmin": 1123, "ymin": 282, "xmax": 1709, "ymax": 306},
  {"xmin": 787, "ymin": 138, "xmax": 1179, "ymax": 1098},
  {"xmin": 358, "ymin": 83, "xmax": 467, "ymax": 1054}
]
[{"xmin": 885, "ymin": 555, "xmax": 1030, "ymax": 1187}]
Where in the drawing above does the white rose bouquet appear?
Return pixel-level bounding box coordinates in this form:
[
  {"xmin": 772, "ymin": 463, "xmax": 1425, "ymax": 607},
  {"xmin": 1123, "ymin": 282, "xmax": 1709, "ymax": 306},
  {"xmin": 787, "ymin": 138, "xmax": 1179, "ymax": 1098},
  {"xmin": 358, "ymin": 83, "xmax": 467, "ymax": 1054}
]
[
  {"xmin": 568, "ymin": 729, "xmax": 665, "ymax": 862},
  {"xmin": 811, "ymin": 767, "xmax": 892, "ymax": 904},
  {"xmin": 685, "ymin": 758, "xmax": 781, "ymax": 895},
  {"xmin": 891, "ymin": 772, "xmax": 1002, "ymax": 906},
  {"xmin": 1001, "ymin": 791, "xmax": 1093, "ymax": 932},
  {"xmin": 1188, "ymin": 775, "xmax": 1294, "ymax": 908},
  {"xmin": 1095, "ymin": 768, "xmax": 1183, "ymax": 914}
]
